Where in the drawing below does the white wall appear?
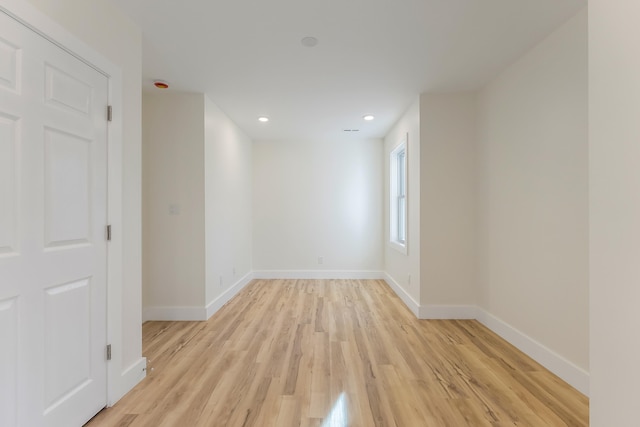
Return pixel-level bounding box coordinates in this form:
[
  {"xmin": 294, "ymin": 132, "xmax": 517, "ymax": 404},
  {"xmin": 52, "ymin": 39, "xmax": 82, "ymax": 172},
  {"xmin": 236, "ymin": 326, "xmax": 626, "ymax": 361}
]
[
  {"xmin": 420, "ymin": 93, "xmax": 477, "ymax": 308},
  {"xmin": 477, "ymin": 9, "xmax": 588, "ymax": 373},
  {"xmin": 142, "ymin": 93, "xmax": 254, "ymax": 319},
  {"xmin": 589, "ymin": 1, "xmax": 640, "ymax": 424},
  {"xmin": 142, "ymin": 93, "xmax": 205, "ymax": 310},
  {"xmin": 19, "ymin": 0, "xmax": 144, "ymax": 402},
  {"xmin": 204, "ymin": 96, "xmax": 253, "ymax": 306},
  {"xmin": 253, "ymin": 138, "xmax": 383, "ymax": 275},
  {"xmin": 384, "ymin": 99, "xmax": 421, "ymax": 309}
]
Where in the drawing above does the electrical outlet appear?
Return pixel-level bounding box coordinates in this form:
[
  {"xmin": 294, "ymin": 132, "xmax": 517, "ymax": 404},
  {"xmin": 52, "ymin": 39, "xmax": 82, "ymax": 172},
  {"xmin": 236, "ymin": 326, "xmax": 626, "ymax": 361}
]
[
  {"xmin": 318, "ymin": 256, "xmax": 324, "ymax": 265},
  {"xmin": 408, "ymin": 274, "xmax": 411, "ymax": 285},
  {"xmin": 232, "ymin": 267, "xmax": 236, "ymax": 276},
  {"xmin": 219, "ymin": 276, "xmax": 223, "ymax": 287}
]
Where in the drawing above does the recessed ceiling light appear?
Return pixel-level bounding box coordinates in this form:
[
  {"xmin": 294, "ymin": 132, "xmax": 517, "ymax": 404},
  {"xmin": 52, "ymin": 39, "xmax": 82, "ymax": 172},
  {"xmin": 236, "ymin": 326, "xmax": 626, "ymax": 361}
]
[
  {"xmin": 258, "ymin": 116, "xmax": 269, "ymax": 123},
  {"xmin": 301, "ymin": 36, "xmax": 319, "ymax": 48},
  {"xmin": 363, "ymin": 115, "xmax": 375, "ymax": 121}
]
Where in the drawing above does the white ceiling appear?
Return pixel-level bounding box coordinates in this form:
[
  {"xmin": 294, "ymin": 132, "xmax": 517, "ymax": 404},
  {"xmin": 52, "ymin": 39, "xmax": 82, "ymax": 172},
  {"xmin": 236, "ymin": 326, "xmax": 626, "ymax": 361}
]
[{"xmin": 108, "ymin": 0, "xmax": 586, "ymax": 141}]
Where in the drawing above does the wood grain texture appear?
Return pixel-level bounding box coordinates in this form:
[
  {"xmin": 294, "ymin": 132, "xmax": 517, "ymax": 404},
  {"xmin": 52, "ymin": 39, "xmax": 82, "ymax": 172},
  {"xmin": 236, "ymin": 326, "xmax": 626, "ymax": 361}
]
[{"xmin": 86, "ymin": 279, "xmax": 588, "ymax": 426}]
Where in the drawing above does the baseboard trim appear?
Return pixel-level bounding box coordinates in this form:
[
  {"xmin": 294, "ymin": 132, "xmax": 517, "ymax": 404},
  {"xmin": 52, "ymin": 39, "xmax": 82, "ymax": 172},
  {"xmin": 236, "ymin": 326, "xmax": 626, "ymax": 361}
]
[
  {"xmin": 142, "ymin": 306, "xmax": 207, "ymax": 322},
  {"xmin": 206, "ymin": 272, "xmax": 254, "ymax": 319},
  {"xmin": 140, "ymin": 271, "xmax": 589, "ymax": 396},
  {"xmin": 253, "ymin": 270, "xmax": 385, "ymax": 280},
  {"xmin": 381, "ymin": 279, "xmax": 589, "ymax": 396},
  {"xmin": 419, "ymin": 304, "xmax": 479, "ymax": 320},
  {"xmin": 476, "ymin": 309, "xmax": 589, "ymax": 396},
  {"xmin": 382, "ymin": 273, "xmax": 420, "ymax": 317},
  {"xmin": 142, "ymin": 273, "xmax": 255, "ymax": 322},
  {"xmin": 108, "ymin": 357, "xmax": 147, "ymax": 406}
]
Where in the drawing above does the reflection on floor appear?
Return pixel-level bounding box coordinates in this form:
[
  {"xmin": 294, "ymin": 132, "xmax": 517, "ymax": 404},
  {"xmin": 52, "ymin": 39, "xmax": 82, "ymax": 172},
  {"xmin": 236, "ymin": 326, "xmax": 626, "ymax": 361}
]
[{"xmin": 321, "ymin": 392, "xmax": 347, "ymax": 427}]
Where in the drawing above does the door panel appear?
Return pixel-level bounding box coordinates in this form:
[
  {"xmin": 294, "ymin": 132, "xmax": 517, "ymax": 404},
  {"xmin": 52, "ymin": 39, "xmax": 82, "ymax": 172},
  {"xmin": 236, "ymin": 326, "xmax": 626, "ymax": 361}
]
[
  {"xmin": 0, "ymin": 297, "xmax": 18, "ymax": 427},
  {"xmin": 0, "ymin": 10, "xmax": 108, "ymax": 427},
  {"xmin": 0, "ymin": 113, "xmax": 18, "ymax": 255},
  {"xmin": 44, "ymin": 278, "xmax": 91, "ymax": 412},
  {"xmin": 0, "ymin": 35, "xmax": 20, "ymax": 92},
  {"xmin": 44, "ymin": 128, "xmax": 91, "ymax": 248},
  {"xmin": 44, "ymin": 64, "xmax": 93, "ymax": 116}
]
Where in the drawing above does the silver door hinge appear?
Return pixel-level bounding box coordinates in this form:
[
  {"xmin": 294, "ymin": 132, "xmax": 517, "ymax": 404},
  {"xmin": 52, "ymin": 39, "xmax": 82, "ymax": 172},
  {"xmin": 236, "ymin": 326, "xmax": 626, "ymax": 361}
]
[
  {"xmin": 106, "ymin": 344, "xmax": 112, "ymax": 361},
  {"xmin": 106, "ymin": 225, "xmax": 112, "ymax": 241},
  {"xmin": 107, "ymin": 105, "xmax": 113, "ymax": 122}
]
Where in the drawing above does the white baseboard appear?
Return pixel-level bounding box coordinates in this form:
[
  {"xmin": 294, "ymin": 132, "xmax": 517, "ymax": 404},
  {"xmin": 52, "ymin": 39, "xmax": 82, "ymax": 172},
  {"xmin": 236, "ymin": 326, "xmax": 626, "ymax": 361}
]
[
  {"xmin": 108, "ymin": 357, "xmax": 147, "ymax": 406},
  {"xmin": 141, "ymin": 271, "xmax": 590, "ymax": 397},
  {"xmin": 381, "ymin": 278, "xmax": 589, "ymax": 396},
  {"xmin": 475, "ymin": 309, "xmax": 589, "ymax": 396},
  {"xmin": 419, "ymin": 304, "xmax": 479, "ymax": 320},
  {"xmin": 206, "ymin": 272, "xmax": 254, "ymax": 319},
  {"xmin": 253, "ymin": 270, "xmax": 385, "ymax": 280},
  {"xmin": 142, "ymin": 273, "xmax": 255, "ymax": 322},
  {"xmin": 142, "ymin": 306, "xmax": 207, "ymax": 322},
  {"xmin": 382, "ymin": 273, "xmax": 420, "ymax": 317}
]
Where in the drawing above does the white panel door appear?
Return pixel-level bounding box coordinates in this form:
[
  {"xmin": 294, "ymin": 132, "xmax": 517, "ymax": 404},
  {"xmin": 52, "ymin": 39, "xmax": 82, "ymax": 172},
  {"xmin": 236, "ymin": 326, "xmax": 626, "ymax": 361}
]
[{"xmin": 0, "ymin": 10, "xmax": 108, "ymax": 427}]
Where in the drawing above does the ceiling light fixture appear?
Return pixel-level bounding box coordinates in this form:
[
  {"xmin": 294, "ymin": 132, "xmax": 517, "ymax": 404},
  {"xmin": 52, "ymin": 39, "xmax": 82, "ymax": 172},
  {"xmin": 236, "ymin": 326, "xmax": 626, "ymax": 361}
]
[
  {"xmin": 301, "ymin": 36, "xmax": 319, "ymax": 48},
  {"xmin": 153, "ymin": 80, "xmax": 169, "ymax": 89},
  {"xmin": 258, "ymin": 116, "xmax": 269, "ymax": 123},
  {"xmin": 363, "ymin": 115, "xmax": 375, "ymax": 121}
]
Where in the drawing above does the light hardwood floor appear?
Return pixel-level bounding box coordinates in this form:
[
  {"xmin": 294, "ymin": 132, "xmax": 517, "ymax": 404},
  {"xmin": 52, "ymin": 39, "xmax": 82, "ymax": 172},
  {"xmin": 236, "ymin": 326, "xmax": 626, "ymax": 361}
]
[{"xmin": 86, "ymin": 279, "xmax": 588, "ymax": 426}]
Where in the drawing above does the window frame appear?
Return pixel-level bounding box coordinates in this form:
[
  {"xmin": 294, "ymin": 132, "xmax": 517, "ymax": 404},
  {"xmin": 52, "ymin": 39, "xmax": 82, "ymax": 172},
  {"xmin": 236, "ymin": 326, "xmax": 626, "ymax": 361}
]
[{"xmin": 389, "ymin": 135, "xmax": 408, "ymax": 254}]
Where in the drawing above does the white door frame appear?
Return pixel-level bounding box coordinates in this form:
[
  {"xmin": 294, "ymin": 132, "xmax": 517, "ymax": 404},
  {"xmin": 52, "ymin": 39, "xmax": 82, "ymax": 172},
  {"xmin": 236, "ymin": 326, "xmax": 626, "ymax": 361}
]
[{"xmin": 0, "ymin": 0, "xmax": 127, "ymax": 406}]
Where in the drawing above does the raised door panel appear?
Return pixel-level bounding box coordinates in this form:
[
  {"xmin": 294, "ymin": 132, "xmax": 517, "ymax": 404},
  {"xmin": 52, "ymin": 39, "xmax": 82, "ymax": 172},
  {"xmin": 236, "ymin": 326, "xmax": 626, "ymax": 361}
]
[
  {"xmin": 0, "ymin": 113, "xmax": 18, "ymax": 255},
  {"xmin": 44, "ymin": 279, "xmax": 91, "ymax": 414},
  {"xmin": 0, "ymin": 297, "xmax": 18, "ymax": 427},
  {"xmin": 43, "ymin": 127, "xmax": 91, "ymax": 249},
  {"xmin": 44, "ymin": 64, "xmax": 92, "ymax": 116},
  {"xmin": 0, "ymin": 35, "xmax": 21, "ymax": 93}
]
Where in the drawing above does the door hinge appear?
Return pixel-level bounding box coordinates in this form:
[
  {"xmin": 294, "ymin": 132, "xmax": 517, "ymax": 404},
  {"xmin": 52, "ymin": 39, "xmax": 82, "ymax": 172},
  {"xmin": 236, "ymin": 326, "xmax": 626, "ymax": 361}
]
[
  {"xmin": 106, "ymin": 344, "xmax": 112, "ymax": 361},
  {"xmin": 107, "ymin": 105, "xmax": 113, "ymax": 122},
  {"xmin": 106, "ymin": 225, "xmax": 112, "ymax": 241}
]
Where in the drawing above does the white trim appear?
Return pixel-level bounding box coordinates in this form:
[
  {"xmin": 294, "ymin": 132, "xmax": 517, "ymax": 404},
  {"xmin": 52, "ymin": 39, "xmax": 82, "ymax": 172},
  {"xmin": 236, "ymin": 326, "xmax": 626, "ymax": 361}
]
[
  {"xmin": 388, "ymin": 240, "xmax": 408, "ymax": 255},
  {"xmin": 142, "ymin": 306, "xmax": 207, "ymax": 322},
  {"xmin": 381, "ymin": 275, "xmax": 589, "ymax": 396},
  {"xmin": 205, "ymin": 272, "xmax": 254, "ymax": 319},
  {"xmin": 389, "ymin": 134, "xmax": 408, "ymax": 255},
  {"xmin": 0, "ymin": 1, "xmax": 115, "ymax": 76},
  {"xmin": 108, "ymin": 357, "xmax": 146, "ymax": 406},
  {"xmin": 419, "ymin": 305, "xmax": 478, "ymax": 320},
  {"xmin": 253, "ymin": 270, "xmax": 385, "ymax": 280},
  {"xmin": 476, "ymin": 309, "xmax": 589, "ymax": 396},
  {"xmin": 142, "ymin": 272, "xmax": 256, "ymax": 322},
  {"xmin": 0, "ymin": 0, "xmax": 145, "ymax": 408},
  {"xmin": 382, "ymin": 273, "xmax": 420, "ymax": 317}
]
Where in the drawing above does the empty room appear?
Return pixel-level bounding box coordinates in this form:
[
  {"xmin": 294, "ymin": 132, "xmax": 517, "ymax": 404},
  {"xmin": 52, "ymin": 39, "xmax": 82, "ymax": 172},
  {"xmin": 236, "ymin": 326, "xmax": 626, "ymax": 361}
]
[{"xmin": 1, "ymin": 0, "xmax": 639, "ymax": 426}]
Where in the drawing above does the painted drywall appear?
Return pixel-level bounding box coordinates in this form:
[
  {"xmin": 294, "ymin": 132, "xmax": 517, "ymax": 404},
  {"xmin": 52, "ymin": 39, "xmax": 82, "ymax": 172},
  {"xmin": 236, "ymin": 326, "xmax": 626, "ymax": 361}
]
[
  {"xmin": 477, "ymin": 9, "xmax": 588, "ymax": 372},
  {"xmin": 142, "ymin": 93, "xmax": 205, "ymax": 310},
  {"xmin": 420, "ymin": 93, "xmax": 477, "ymax": 307},
  {"xmin": 253, "ymin": 138, "xmax": 383, "ymax": 274},
  {"xmin": 384, "ymin": 99, "xmax": 421, "ymax": 308},
  {"xmin": 20, "ymin": 0, "xmax": 144, "ymax": 400},
  {"xmin": 204, "ymin": 96, "xmax": 253, "ymax": 306},
  {"xmin": 589, "ymin": 1, "xmax": 640, "ymax": 424}
]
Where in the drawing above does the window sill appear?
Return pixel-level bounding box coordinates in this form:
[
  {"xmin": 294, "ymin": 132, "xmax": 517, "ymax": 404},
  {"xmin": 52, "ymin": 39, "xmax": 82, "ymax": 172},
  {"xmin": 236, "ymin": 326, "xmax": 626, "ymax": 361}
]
[{"xmin": 389, "ymin": 240, "xmax": 408, "ymax": 255}]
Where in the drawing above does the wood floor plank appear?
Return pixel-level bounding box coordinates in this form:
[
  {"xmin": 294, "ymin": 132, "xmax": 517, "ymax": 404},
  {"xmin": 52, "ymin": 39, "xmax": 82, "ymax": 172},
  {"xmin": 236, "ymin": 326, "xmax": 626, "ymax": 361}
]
[{"xmin": 86, "ymin": 279, "xmax": 588, "ymax": 426}]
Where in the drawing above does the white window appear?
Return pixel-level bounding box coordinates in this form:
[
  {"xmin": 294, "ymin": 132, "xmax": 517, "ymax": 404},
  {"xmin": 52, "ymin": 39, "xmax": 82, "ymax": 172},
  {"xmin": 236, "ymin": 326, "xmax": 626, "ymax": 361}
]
[{"xmin": 390, "ymin": 136, "xmax": 407, "ymax": 253}]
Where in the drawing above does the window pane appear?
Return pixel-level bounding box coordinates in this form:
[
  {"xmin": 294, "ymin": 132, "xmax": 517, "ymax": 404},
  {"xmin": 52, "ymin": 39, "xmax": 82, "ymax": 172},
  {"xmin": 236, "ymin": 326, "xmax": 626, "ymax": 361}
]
[
  {"xmin": 397, "ymin": 150, "xmax": 405, "ymax": 196},
  {"xmin": 398, "ymin": 195, "xmax": 406, "ymax": 243},
  {"xmin": 390, "ymin": 139, "xmax": 407, "ymax": 251}
]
